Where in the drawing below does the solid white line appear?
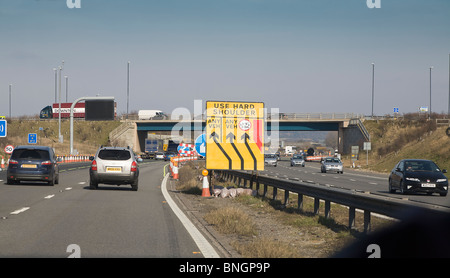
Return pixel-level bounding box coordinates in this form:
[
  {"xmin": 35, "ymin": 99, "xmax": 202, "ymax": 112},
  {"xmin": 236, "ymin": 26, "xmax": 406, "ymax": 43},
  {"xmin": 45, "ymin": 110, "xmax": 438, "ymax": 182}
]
[
  {"xmin": 10, "ymin": 207, "xmax": 30, "ymax": 215},
  {"xmin": 65, "ymin": 187, "xmax": 72, "ymax": 190},
  {"xmin": 44, "ymin": 195, "xmax": 55, "ymax": 199},
  {"xmin": 161, "ymin": 173, "xmax": 220, "ymax": 258}
]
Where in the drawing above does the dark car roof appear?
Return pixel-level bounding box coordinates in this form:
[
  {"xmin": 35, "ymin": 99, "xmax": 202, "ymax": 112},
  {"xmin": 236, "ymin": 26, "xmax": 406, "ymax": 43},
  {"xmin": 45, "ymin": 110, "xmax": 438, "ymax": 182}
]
[
  {"xmin": 14, "ymin": 145, "xmax": 53, "ymax": 151},
  {"xmin": 400, "ymin": 159, "xmax": 433, "ymax": 162}
]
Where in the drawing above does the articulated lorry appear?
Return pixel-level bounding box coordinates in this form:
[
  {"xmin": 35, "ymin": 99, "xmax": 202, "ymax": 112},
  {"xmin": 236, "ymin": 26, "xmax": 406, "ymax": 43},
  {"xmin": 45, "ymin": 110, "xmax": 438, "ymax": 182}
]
[{"xmin": 142, "ymin": 138, "xmax": 178, "ymax": 159}]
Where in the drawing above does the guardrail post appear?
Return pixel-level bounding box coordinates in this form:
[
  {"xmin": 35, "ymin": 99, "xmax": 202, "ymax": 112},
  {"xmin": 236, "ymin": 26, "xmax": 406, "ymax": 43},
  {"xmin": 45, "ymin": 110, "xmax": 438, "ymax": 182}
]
[
  {"xmin": 298, "ymin": 194, "xmax": 303, "ymax": 211},
  {"xmin": 324, "ymin": 200, "xmax": 331, "ymax": 219},
  {"xmin": 284, "ymin": 190, "xmax": 289, "ymax": 206},
  {"xmin": 273, "ymin": 187, "xmax": 278, "ymax": 200},
  {"xmin": 314, "ymin": 198, "xmax": 320, "ymax": 214},
  {"xmin": 263, "ymin": 184, "xmax": 268, "ymax": 197},
  {"xmin": 349, "ymin": 207, "xmax": 356, "ymax": 230},
  {"xmin": 364, "ymin": 211, "xmax": 371, "ymax": 233}
]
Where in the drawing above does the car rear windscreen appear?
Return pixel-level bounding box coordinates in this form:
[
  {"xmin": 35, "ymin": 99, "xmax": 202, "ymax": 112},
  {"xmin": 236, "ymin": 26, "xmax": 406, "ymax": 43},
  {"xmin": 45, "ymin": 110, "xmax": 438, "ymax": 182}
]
[
  {"xmin": 11, "ymin": 149, "xmax": 50, "ymax": 160},
  {"xmin": 98, "ymin": 150, "xmax": 131, "ymax": 160}
]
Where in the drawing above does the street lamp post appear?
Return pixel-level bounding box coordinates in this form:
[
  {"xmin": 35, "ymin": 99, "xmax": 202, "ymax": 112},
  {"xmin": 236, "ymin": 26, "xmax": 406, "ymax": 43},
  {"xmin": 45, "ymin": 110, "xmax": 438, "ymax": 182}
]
[
  {"xmin": 65, "ymin": 76, "xmax": 68, "ymax": 102},
  {"xmin": 9, "ymin": 84, "xmax": 12, "ymax": 119},
  {"xmin": 53, "ymin": 68, "xmax": 57, "ymax": 103},
  {"xmin": 127, "ymin": 61, "xmax": 130, "ymax": 119},
  {"xmin": 371, "ymin": 63, "xmax": 375, "ymax": 118},
  {"xmin": 58, "ymin": 66, "xmax": 62, "ymax": 142},
  {"xmin": 429, "ymin": 66, "xmax": 433, "ymax": 119}
]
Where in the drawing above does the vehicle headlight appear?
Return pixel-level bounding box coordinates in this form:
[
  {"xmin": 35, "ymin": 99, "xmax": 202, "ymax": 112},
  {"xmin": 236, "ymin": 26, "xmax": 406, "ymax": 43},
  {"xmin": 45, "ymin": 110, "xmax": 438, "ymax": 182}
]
[
  {"xmin": 406, "ymin": 177, "xmax": 421, "ymax": 182},
  {"xmin": 436, "ymin": 179, "xmax": 447, "ymax": 183}
]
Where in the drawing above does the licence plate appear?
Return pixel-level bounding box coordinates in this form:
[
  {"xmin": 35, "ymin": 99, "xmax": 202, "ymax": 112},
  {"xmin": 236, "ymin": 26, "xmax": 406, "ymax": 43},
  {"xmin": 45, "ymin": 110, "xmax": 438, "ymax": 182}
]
[
  {"xmin": 106, "ymin": 167, "xmax": 122, "ymax": 172},
  {"xmin": 421, "ymin": 183, "xmax": 435, "ymax": 188},
  {"xmin": 22, "ymin": 164, "xmax": 37, "ymax": 169}
]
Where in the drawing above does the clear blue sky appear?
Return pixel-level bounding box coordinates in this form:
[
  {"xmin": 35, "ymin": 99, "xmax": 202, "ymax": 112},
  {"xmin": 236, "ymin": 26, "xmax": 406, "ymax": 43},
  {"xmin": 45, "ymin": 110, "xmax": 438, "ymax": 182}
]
[{"xmin": 1, "ymin": 0, "xmax": 449, "ymax": 117}]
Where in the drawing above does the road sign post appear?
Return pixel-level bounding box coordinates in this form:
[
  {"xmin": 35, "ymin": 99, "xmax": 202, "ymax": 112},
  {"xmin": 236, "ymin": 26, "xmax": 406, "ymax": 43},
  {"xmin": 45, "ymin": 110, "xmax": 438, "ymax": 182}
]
[{"xmin": 205, "ymin": 101, "xmax": 264, "ymax": 171}]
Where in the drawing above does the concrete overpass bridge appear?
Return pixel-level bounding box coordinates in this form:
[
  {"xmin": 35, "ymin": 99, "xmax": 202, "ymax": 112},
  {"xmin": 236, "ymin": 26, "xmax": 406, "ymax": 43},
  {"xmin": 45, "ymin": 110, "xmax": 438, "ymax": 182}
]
[{"xmin": 109, "ymin": 113, "xmax": 370, "ymax": 155}]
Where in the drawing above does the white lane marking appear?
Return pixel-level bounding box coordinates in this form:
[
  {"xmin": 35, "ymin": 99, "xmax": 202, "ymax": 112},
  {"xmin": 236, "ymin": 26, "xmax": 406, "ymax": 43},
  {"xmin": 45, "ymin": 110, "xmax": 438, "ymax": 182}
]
[
  {"xmin": 161, "ymin": 173, "xmax": 220, "ymax": 258},
  {"xmin": 10, "ymin": 207, "xmax": 30, "ymax": 215},
  {"xmin": 44, "ymin": 194, "xmax": 55, "ymax": 199},
  {"xmin": 78, "ymin": 182, "xmax": 86, "ymax": 185},
  {"xmin": 65, "ymin": 187, "xmax": 72, "ymax": 190}
]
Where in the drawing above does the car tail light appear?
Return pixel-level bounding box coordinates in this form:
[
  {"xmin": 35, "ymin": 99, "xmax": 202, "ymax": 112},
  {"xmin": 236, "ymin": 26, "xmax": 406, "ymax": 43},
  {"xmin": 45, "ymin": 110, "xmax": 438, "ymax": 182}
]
[
  {"xmin": 91, "ymin": 160, "xmax": 97, "ymax": 171},
  {"xmin": 131, "ymin": 161, "xmax": 137, "ymax": 172},
  {"xmin": 41, "ymin": 161, "xmax": 52, "ymax": 165},
  {"xmin": 9, "ymin": 159, "xmax": 18, "ymax": 164}
]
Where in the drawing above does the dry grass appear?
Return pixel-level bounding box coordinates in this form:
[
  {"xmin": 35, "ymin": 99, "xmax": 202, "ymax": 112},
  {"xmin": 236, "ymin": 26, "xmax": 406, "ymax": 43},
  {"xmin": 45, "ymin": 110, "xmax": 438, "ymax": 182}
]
[
  {"xmin": 231, "ymin": 237, "xmax": 299, "ymax": 258},
  {"xmin": 204, "ymin": 206, "xmax": 258, "ymax": 237}
]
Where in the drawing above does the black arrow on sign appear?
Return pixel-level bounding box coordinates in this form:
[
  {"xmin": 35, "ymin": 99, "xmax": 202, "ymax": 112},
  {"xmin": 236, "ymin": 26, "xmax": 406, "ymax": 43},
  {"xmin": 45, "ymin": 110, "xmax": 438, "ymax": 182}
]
[
  {"xmin": 226, "ymin": 132, "xmax": 244, "ymax": 170},
  {"xmin": 210, "ymin": 132, "xmax": 232, "ymax": 169},
  {"xmin": 241, "ymin": 133, "xmax": 257, "ymax": 170}
]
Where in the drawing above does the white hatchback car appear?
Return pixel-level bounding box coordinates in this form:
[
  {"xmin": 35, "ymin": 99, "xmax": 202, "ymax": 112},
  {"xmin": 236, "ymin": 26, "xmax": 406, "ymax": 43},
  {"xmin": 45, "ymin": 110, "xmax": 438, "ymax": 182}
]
[{"xmin": 89, "ymin": 146, "xmax": 140, "ymax": 191}]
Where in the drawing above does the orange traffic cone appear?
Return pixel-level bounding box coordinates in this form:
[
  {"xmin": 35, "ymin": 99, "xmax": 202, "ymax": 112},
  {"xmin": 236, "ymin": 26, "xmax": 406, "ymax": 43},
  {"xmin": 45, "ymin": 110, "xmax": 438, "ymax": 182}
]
[
  {"xmin": 1, "ymin": 156, "xmax": 4, "ymax": 169},
  {"xmin": 173, "ymin": 164, "xmax": 179, "ymax": 180},
  {"xmin": 201, "ymin": 169, "xmax": 211, "ymax": 197}
]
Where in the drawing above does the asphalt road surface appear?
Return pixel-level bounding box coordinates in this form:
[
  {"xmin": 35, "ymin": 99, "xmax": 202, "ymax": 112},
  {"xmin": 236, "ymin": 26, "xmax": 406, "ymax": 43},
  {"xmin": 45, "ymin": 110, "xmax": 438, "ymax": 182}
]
[
  {"xmin": 0, "ymin": 161, "xmax": 202, "ymax": 258},
  {"xmin": 262, "ymin": 159, "xmax": 450, "ymax": 208}
]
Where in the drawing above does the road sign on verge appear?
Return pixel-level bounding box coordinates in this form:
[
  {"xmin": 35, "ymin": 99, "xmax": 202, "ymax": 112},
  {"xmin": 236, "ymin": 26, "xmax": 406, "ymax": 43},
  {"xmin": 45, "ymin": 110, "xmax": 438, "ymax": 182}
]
[
  {"xmin": 4, "ymin": 145, "xmax": 14, "ymax": 154},
  {"xmin": 195, "ymin": 133, "xmax": 206, "ymax": 157},
  {"xmin": 0, "ymin": 120, "xmax": 6, "ymax": 137},
  {"xmin": 28, "ymin": 133, "xmax": 37, "ymax": 144},
  {"xmin": 205, "ymin": 101, "xmax": 264, "ymax": 171}
]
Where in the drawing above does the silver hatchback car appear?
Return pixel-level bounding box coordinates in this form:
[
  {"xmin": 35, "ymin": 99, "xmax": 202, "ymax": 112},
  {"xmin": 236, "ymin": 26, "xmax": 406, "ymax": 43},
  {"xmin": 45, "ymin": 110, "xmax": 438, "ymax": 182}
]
[
  {"xmin": 89, "ymin": 146, "xmax": 140, "ymax": 191},
  {"xmin": 321, "ymin": 157, "xmax": 343, "ymax": 174}
]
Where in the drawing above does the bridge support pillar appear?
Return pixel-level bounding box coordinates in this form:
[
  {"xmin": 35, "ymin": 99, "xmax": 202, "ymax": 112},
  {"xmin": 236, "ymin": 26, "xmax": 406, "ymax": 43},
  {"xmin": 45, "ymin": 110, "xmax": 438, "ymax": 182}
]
[{"xmin": 338, "ymin": 122, "xmax": 344, "ymax": 154}]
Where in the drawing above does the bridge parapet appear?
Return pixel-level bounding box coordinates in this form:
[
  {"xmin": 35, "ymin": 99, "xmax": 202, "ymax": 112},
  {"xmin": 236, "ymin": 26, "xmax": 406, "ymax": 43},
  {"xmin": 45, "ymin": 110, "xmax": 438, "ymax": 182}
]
[{"xmin": 119, "ymin": 112, "xmax": 365, "ymax": 121}]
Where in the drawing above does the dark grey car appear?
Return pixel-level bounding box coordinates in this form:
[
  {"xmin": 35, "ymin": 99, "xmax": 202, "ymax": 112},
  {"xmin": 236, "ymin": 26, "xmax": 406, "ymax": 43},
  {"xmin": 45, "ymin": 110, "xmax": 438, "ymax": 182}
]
[
  {"xmin": 7, "ymin": 145, "xmax": 59, "ymax": 185},
  {"xmin": 389, "ymin": 159, "xmax": 448, "ymax": 196},
  {"xmin": 89, "ymin": 146, "xmax": 139, "ymax": 191}
]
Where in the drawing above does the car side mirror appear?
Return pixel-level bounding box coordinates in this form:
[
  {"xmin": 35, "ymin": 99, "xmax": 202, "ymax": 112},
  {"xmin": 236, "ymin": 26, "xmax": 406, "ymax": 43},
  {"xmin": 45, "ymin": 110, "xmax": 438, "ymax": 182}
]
[
  {"xmin": 396, "ymin": 167, "xmax": 402, "ymax": 172},
  {"xmin": 442, "ymin": 169, "xmax": 447, "ymax": 173},
  {"xmin": 89, "ymin": 156, "xmax": 94, "ymax": 161}
]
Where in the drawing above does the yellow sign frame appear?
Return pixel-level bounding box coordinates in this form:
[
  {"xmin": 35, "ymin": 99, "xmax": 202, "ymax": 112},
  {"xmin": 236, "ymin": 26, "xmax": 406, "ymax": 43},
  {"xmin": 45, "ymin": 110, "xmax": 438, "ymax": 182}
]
[{"xmin": 205, "ymin": 101, "xmax": 264, "ymax": 171}]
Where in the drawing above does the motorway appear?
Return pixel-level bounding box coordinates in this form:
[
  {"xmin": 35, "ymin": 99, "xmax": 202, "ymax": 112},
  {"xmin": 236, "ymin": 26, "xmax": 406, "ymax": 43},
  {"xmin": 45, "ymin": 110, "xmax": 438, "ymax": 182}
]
[
  {"xmin": 0, "ymin": 160, "xmax": 202, "ymax": 258},
  {"xmin": 0, "ymin": 158, "xmax": 448, "ymax": 258},
  {"xmin": 261, "ymin": 159, "xmax": 450, "ymax": 208}
]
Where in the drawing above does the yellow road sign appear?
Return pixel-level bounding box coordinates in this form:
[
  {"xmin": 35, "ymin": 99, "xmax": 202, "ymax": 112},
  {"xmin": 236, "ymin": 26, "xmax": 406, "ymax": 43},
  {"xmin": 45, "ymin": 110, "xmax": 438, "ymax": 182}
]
[{"xmin": 206, "ymin": 101, "xmax": 264, "ymax": 171}]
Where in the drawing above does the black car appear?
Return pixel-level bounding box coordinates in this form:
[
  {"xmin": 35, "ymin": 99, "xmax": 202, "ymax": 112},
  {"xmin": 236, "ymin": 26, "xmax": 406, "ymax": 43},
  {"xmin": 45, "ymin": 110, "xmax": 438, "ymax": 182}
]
[
  {"xmin": 388, "ymin": 159, "xmax": 448, "ymax": 196},
  {"xmin": 7, "ymin": 145, "xmax": 60, "ymax": 186}
]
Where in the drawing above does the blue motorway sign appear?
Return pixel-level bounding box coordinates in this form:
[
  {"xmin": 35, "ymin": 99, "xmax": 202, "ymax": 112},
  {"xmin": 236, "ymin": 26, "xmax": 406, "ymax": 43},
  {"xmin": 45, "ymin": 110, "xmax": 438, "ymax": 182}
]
[
  {"xmin": 0, "ymin": 120, "xmax": 6, "ymax": 137},
  {"xmin": 28, "ymin": 133, "xmax": 37, "ymax": 144}
]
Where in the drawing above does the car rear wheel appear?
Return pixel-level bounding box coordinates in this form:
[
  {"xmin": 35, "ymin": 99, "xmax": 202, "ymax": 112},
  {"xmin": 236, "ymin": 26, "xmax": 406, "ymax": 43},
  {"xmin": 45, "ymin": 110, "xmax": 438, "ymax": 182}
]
[
  {"xmin": 131, "ymin": 179, "xmax": 138, "ymax": 191},
  {"xmin": 89, "ymin": 179, "xmax": 98, "ymax": 190}
]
